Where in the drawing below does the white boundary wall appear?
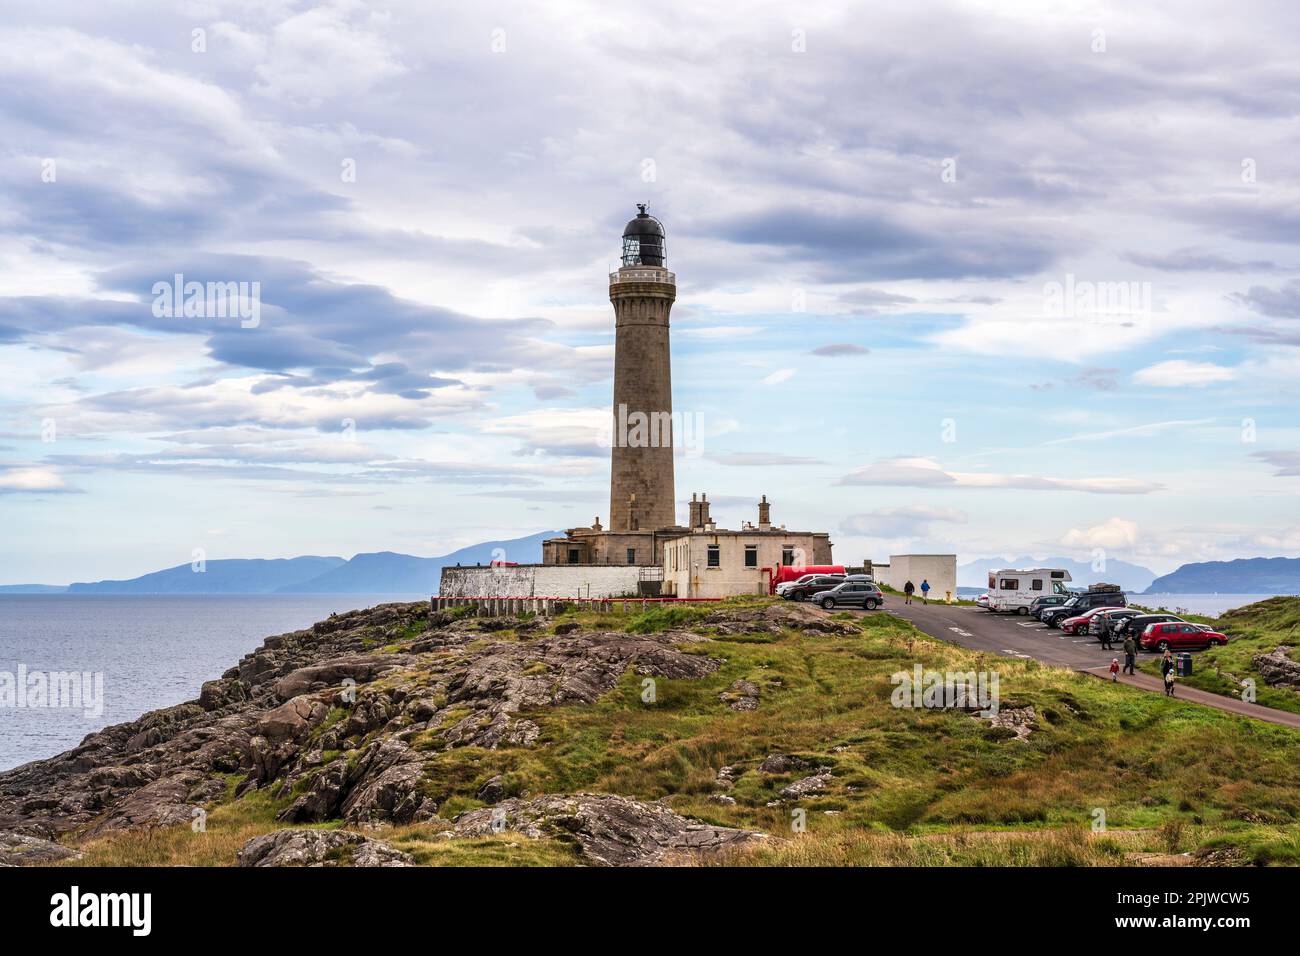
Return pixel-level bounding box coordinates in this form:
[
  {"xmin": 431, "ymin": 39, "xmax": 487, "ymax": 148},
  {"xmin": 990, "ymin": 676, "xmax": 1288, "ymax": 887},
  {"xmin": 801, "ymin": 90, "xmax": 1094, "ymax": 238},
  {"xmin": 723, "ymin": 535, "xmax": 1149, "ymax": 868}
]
[{"xmin": 439, "ymin": 564, "xmax": 645, "ymax": 599}]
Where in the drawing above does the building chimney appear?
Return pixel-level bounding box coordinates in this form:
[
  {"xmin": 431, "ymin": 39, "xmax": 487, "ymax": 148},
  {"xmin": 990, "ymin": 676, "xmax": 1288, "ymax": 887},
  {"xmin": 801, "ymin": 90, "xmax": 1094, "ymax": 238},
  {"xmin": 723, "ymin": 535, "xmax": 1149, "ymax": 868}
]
[
  {"xmin": 758, "ymin": 494, "xmax": 771, "ymax": 531},
  {"xmin": 698, "ymin": 493, "xmax": 711, "ymax": 529},
  {"xmin": 688, "ymin": 492, "xmax": 701, "ymax": 529}
]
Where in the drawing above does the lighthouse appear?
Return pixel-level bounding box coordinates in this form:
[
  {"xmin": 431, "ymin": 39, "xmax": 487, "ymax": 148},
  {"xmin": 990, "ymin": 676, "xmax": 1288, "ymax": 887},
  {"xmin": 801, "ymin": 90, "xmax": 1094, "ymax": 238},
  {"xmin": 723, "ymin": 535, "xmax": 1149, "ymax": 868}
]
[{"xmin": 608, "ymin": 204, "xmax": 677, "ymax": 532}]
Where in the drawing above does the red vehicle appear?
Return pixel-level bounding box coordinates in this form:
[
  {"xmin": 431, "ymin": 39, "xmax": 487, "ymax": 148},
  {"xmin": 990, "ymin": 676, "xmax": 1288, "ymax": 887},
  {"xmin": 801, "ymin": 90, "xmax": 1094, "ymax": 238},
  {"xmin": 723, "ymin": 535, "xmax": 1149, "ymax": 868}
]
[
  {"xmin": 1140, "ymin": 621, "xmax": 1229, "ymax": 652},
  {"xmin": 767, "ymin": 564, "xmax": 845, "ymax": 595},
  {"xmin": 1060, "ymin": 606, "xmax": 1123, "ymax": 635}
]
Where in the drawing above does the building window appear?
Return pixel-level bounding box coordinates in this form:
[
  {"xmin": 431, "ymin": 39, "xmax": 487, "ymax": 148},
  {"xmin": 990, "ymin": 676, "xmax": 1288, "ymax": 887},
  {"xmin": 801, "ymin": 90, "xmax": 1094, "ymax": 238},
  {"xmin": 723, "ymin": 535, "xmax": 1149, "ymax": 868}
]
[
  {"xmin": 782, "ymin": 546, "xmax": 794, "ymax": 566},
  {"xmin": 744, "ymin": 545, "xmax": 758, "ymax": 567},
  {"xmin": 568, "ymin": 548, "xmax": 580, "ymax": 564},
  {"xmin": 626, "ymin": 548, "xmax": 636, "ymax": 565},
  {"xmin": 707, "ymin": 545, "xmax": 720, "ymax": 568}
]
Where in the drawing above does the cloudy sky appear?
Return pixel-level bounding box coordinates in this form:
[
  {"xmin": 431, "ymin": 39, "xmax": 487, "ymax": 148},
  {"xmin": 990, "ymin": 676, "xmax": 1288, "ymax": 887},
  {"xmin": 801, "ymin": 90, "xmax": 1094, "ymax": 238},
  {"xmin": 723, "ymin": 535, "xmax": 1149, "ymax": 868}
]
[{"xmin": 2, "ymin": 0, "xmax": 1298, "ymax": 584}]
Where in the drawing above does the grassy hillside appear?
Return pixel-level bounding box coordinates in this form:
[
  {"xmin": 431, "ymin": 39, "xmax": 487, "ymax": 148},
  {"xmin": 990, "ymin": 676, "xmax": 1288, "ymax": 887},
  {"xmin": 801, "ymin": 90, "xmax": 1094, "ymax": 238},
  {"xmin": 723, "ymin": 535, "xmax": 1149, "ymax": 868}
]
[
  {"xmin": 1139, "ymin": 596, "xmax": 1300, "ymax": 716},
  {"xmin": 63, "ymin": 598, "xmax": 1300, "ymax": 866}
]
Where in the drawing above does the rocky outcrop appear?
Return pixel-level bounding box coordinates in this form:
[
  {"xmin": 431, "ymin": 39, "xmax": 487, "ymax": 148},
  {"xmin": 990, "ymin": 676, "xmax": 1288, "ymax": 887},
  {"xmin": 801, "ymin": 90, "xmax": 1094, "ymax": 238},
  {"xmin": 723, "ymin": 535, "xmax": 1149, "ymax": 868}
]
[
  {"xmin": 758, "ymin": 754, "xmax": 810, "ymax": 774},
  {"xmin": 0, "ymin": 831, "xmax": 81, "ymax": 865},
  {"xmin": 778, "ymin": 768, "xmax": 833, "ymax": 801},
  {"xmin": 701, "ymin": 603, "xmax": 859, "ymax": 636},
  {"xmin": 1253, "ymin": 646, "xmax": 1300, "ymax": 689},
  {"xmin": 719, "ymin": 679, "xmax": 760, "ymax": 711},
  {"xmin": 237, "ymin": 828, "xmax": 412, "ymax": 867},
  {"xmin": 448, "ymin": 793, "xmax": 765, "ymax": 866},
  {"xmin": 0, "ymin": 601, "xmax": 738, "ymax": 853}
]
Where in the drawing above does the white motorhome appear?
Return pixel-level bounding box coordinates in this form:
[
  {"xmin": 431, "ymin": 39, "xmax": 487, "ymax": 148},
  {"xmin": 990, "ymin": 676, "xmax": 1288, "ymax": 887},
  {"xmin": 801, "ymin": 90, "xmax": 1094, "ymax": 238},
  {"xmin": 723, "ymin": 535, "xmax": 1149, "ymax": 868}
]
[{"xmin": 986, "ymin": 568, "xmax": 1072, "ymax": 614}]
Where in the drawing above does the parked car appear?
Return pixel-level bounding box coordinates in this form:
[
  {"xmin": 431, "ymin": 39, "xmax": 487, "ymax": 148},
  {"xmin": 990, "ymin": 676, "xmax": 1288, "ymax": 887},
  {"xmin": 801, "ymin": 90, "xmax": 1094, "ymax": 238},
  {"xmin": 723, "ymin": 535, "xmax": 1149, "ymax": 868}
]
[
  {"xmin": 784, "ymin": 574, "xmax": 847, "ymax": 602},
  {"xmin": 1089, "ymin": 608, "xmax": 1143, "ymax": 640},
  {"xmin": 1029, "ymin": 594, "xmax": 1069, "ymax": 619},
  {"xmin": 818, "ymin": 581, "xmax": 885, "ymax": 610},
  {"xmin": 1060, "ymin": 606, "xmax": 1124, "ymax": 635},
  {"xmin": 775, "ymin": 573, "xmax": 817, "ymax": 597},
  {"xmin": 1140, "ymin": 621, "xmax": 1229, "ymax": 652},
  {"xmin": 1113, "ymin": 613, "xmax": 1182, "ymax": 639},
  {"xmin": 1042, "ymin": 587, "xmax": 1128, "ymax": 627},
  {"xmin": 975, "ymin": 593, "xmax": 990, "ymax": 608}
]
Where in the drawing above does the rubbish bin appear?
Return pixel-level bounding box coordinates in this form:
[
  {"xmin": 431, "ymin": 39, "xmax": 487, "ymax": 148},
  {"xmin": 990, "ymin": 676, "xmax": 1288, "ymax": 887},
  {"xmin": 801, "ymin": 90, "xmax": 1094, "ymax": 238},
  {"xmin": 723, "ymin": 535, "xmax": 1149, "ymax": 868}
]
[{"xmin": 1178, "ymin": 652, "xmax": 1193, "ymax": 677}]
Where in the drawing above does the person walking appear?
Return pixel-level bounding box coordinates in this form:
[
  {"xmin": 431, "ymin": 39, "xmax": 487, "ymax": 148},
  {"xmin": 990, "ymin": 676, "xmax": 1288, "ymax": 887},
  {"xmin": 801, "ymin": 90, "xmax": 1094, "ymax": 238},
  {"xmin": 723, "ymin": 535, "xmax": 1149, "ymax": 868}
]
[
  {"xmin": 903, "ymin": 580, "xmax": 915, "ymax": 605},
  {"xmin": 1161, "ymin": 649, "xmax": 1176, "ymax": 696},
  {"xmin": 1122, "ymin": 635, "xmax": 1137, "ymax": 675},
  {"xmin": 920, "ymin": 579, "xmax": 931, "ymax": 605},
  {"xmin": 1109, "ymin": 658, "xmax": 1120, "ymax": 682}
]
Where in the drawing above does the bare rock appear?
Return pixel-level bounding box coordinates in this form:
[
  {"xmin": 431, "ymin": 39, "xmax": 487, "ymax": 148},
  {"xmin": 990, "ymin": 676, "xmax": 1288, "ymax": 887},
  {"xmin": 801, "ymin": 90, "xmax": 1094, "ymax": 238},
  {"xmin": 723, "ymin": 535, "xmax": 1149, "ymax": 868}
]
[
  {"xmin": 778, "ymin": 767, "xmax": 833, "ymax": 801},
  {"xmin": 0, "ymin": 831, "xmax": 82, "ymax": 865},
  {"xmin": 1253, "ymin": 646, "xmax": 1300, "ymax": 689},
  {"xmin": 237, "ymin": 828, "xmax": 412, "ymax": 867},
  {"xmin": 198, "ymin": 677, "xmax": 250, "ymax": 712},
  {"xmin": 449, "ymin": 793, "xmax": 765, "ymax": 866},
  {"xmin": 476, "ymin": 774, "xmax": 508, "ymax": 804},
  {"xmin": 758, "ymin": 754, "xmax": 809, "ymax": 774},
  {"xmin": 274, "ymin": 655, "xmax": 411, "ymax": 702},
  {"xmin": 339, "ymin": 738, "xmax": 436, "ymax": 826},
  {"xmin": 719, "ymin": 679, "xmax": 760, "ymax": 711}
]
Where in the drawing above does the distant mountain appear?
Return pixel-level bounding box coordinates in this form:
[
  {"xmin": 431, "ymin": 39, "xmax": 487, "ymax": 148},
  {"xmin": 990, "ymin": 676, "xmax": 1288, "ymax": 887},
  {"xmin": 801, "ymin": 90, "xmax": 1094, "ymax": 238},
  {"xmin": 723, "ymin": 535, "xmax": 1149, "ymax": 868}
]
[
  {"xmin": 17, "ymin": 531, "xmax": 562, "ymax": 595},
  {"xmin": 1145, "ymin": 557, "xmax": 1300, "ymax": 594},
  {"xmin": 66, "ymin": 556, "xmax": 347, "ymax": 594},
  {"xmin": 958, "ymin": 555, "xmax": 1157, "ymax": 593},
  {"xmin": 283, "ymin": 531, "xmax": 559, "ymax": 594}
]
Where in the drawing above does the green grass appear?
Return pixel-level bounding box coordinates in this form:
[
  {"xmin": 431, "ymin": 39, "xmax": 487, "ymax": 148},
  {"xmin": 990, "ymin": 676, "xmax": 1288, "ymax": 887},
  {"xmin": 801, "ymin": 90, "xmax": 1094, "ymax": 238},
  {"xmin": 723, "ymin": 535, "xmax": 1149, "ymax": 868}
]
[
  {"xmin": 1137, "ymin": 596, "xmax": 1300, "ymax": 715},
  {"xmin": 59, "ymin": 597, "xmax": 1300, "ymax": 866}
]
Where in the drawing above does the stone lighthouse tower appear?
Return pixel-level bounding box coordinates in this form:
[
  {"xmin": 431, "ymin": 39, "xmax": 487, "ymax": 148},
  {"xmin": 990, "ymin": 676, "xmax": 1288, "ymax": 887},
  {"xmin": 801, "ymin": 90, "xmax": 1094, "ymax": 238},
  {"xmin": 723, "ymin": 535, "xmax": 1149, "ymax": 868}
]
[{"xmin": 608, "ymin": 204, "xmax": 677, "ymax": 532}]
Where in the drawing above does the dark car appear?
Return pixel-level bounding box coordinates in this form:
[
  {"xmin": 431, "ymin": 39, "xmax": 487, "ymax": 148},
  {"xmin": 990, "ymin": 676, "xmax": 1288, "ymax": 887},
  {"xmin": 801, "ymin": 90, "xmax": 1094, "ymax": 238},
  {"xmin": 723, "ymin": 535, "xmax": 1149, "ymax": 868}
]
[
  {"xmin": 818, "ymin": 581, "xmax": 885, "ymax": 610},
  {"xmin": 1140, "ymin": 621, "xmax": 1229, "ymax": 652},
  {"xmin": 1089, "ymin": 607, "xmax": 1143, "ymax": 640},
  {"xmin": 784, "ymin": 574, "xmax": 847, "ymax": 602},
  {"xmin": 1029, "ymin": 595, "xmax": 1069, "ymax": 619},
  {"xmin": 1043, "ymin": 588, "xmax": 1128, "ymax": 627},
  {"xmin": 1113, "ymin": 613, "xmax": 1182, "ymax": 639}
]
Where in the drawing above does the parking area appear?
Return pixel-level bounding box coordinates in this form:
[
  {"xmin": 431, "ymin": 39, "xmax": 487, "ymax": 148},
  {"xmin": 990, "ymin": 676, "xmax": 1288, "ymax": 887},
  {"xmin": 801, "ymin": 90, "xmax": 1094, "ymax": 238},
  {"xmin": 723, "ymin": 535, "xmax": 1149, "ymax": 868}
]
[{"xmin": 843, "ymin": 599, "xmax": 1300, "ymax": 729}]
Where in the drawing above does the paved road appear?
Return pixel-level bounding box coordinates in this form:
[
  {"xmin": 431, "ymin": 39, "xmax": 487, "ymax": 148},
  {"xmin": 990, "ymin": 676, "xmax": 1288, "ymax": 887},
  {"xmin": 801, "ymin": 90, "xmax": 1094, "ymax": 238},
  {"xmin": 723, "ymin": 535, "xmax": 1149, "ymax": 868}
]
[{"xmin": 858, "ymin": 599, "xmax": 1300, "ymax": 730}]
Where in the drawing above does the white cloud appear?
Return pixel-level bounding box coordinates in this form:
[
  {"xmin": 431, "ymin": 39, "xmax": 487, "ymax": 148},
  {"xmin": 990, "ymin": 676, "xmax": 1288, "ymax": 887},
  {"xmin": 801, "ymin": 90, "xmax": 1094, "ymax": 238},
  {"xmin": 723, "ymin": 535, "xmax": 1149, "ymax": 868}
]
[
  {"xmin": 838, "ymin": 457, "xmax": 1163, "ymax": 494},
  {"xmin": 1132, "ymin": 360, "xmax": 1237, "ymax": 387},
  {"xmin": 0, "ymin": 465, "xmax": 71, "ymax": 492},
  {"xmin": 1061, "ymin": 517, "xmax": 1140, "ymax": 550}
]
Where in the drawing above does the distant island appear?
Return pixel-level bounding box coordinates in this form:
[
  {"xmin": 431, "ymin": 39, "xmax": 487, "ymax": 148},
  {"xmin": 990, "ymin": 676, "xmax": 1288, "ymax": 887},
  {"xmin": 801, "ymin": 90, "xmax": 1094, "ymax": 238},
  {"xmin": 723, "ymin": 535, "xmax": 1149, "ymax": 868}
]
[
  {"xmin": 1144, "ymin": 557, "xmax": 1300, "ymax": 595},
  {"xmin": 0, "ymin": 531, "xmax": 558, "ymax": 595}
]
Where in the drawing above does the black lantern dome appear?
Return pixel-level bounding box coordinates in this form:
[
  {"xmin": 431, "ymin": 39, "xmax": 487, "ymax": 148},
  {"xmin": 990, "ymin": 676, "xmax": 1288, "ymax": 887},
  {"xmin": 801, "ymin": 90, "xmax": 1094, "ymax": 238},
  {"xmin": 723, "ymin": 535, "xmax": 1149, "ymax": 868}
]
[{"xmin": 621, "ymin": 203, "xmax": 666, "ymax": 267}]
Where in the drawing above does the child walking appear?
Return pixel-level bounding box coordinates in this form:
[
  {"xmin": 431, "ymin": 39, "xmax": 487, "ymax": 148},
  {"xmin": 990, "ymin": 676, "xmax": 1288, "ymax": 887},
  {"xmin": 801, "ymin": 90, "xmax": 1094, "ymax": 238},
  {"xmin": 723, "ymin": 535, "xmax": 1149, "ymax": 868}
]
[{"xmin": 1109, "ymin": 657, "xmax": 1120, "ymax": 682}]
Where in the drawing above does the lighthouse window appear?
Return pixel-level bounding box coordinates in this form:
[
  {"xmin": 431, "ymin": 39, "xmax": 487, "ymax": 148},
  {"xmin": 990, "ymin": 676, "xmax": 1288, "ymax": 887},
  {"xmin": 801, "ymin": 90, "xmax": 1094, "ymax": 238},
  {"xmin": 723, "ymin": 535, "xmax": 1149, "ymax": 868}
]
[
  {"xmin": 707, "ymin": 545, "xmax": 720, "ymax": 568},
  {"xmin": 626, "ymin": 548, "xmax": 636, "ymax": 565}
]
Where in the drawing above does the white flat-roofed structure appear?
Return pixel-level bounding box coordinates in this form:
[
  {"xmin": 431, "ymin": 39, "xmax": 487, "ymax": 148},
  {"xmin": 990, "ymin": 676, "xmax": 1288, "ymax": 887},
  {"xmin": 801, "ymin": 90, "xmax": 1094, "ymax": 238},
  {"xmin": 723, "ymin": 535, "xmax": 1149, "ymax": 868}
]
[{"xmin": 879, "ymin": 554, "xmax": 958, "ymax": 602}]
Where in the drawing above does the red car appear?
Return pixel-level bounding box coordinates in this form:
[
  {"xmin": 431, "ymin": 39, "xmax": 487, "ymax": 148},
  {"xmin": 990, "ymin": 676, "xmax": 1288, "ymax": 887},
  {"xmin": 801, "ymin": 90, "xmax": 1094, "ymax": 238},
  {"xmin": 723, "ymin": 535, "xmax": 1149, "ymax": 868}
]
[
  {"xmin": 1060, "ymin": 606, "xmax": 1123, "ymax": 635},
  {"xmin": 1140, "ymin": 621, "xmax": 1229, "ymax": 652}
]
